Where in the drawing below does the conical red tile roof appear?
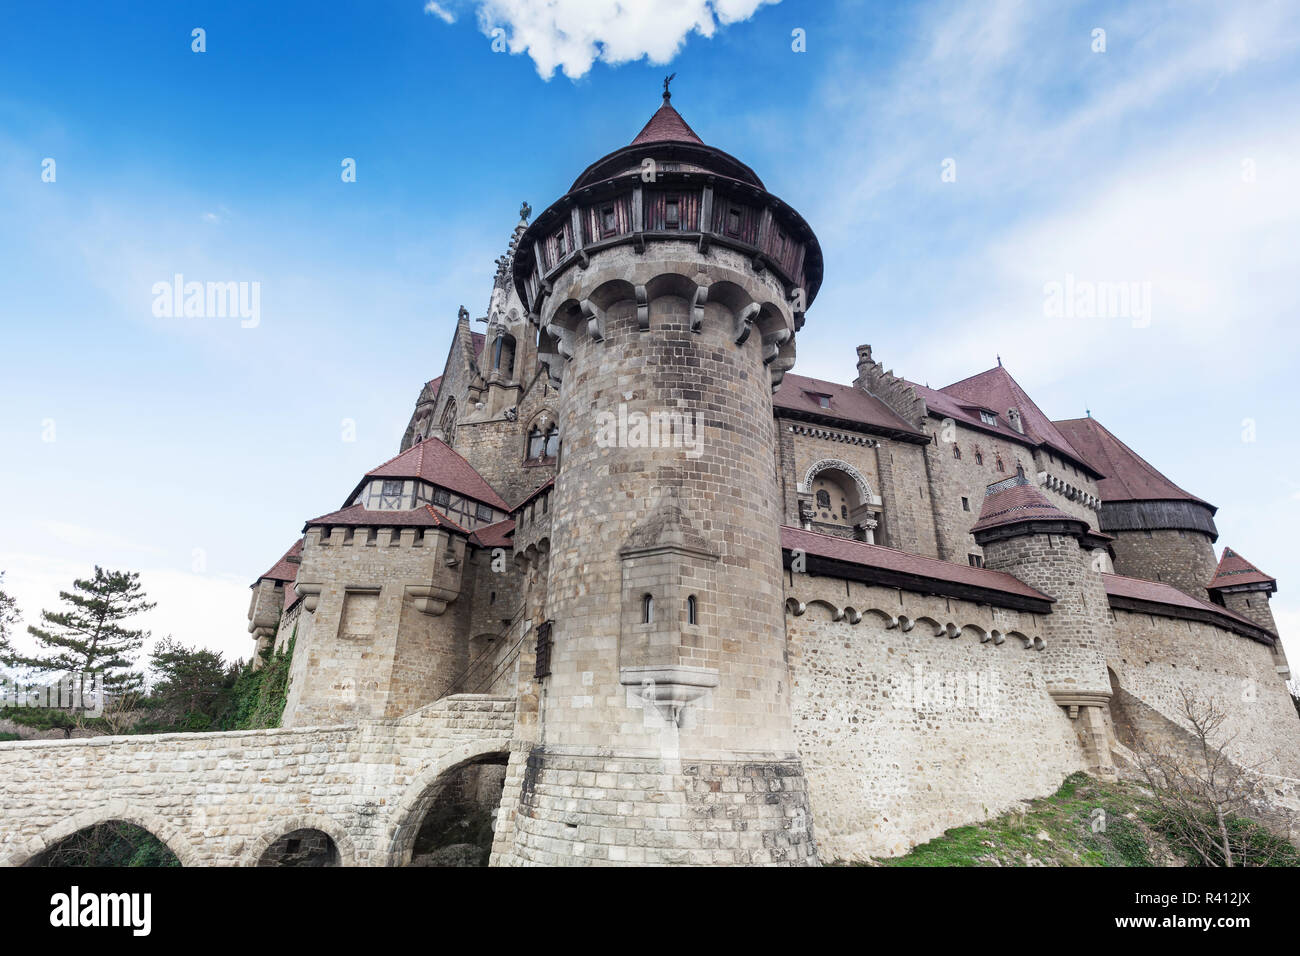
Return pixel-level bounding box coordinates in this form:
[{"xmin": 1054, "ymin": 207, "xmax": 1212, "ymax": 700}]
[
  {"xmin": 1208, "ymin": 547, "xmax": 1276, "ymax": 590},
  {"xmin": 631, "ymin": 96, "xmax": 704, "ymax": 146},
  {"xmin": 970, "ymin": 474, "xmax": 1087, "ymax": 535},
  {"xmin": 254, "ymin": 539, "xmax": 302, "ymax": 586}
]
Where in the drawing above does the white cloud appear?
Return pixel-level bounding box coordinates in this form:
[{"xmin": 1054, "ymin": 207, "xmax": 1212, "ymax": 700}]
[
  {"xmin": 426, "ymin": 0, "xmax": 779, "ymax": 79},
  {"xmin": 424, "ymin": 1, "xmax": 456, "ymax": 24}
]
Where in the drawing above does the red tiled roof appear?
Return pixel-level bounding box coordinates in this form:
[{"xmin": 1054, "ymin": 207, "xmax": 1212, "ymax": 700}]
[
  {"xmin": 254, "ymin": 539, "xmax": 302, "ymax": 586},
  {"xmin": 358, "ymin": 438, "xmax": 509, "ymax": 511},
  {"xmin": 1103, "ymin": 572, "xmax": 1274, "ymax": 638},
  {"xmin": 1208, "ymin": 547, "xmax": 1275, "ymax": 590},
  {"xmin": 773, "ymin": 374, "xmax": 925, "ymax": 437},
  {"xmin": 470, "ymin": 519, "xmax": 515, "ymax": 549},
  {"xmin": 780, "ymin": 525, "xmax": 1053, "ymax": 603},
  {"xmin": 631, "ymin": 98, "xmax": 704, "ymax": 146},
  {"xmin": 304, "ymin": 503, "xmax": 468, "ymax": 535},
  {"xmin": 512, "ymin": 477, "xmax": 555, "ymax": 512},
  {"xmin": 424, "ymin": 376, "xmax": 442, "ymax": 400},
  {"xmin": 936, "ymin": 366, "xmax": 1093, "ymax": 470},
  {"xmin": 1054, "ymin": 416, "xmax": 1212, "ymax": 508},
  {"xmin": 471, "ymin": 331, "xmax": 485, "ymax": 358},
  {"xmin": 908, "ymin": 381, "xmax": 1029, "ymax": 452},
  {"xmin": 970, "ymin": 477, "xmax": 1083, "ymax": 534}
]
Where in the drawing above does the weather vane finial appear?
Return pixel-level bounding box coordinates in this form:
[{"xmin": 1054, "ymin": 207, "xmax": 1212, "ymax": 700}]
[
  {"xmin": 663, "ymin": 72, "xmax": 676, "ymax": 101},
  {"xmin": 519, "ymin": 201, "xmax": 531, "ymax": 222}
]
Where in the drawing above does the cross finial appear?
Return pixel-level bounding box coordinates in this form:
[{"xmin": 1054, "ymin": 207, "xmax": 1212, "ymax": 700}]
[{"xmin": 663, "ymin": 73, "xmax": 676, "ymax": 101}]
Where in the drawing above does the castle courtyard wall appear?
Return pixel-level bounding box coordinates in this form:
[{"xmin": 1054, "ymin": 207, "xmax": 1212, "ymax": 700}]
[
  {"xmin": 784, "ymin": 574, "xmax": 1086, "ymax": 860},
  {"xmin": 1106, "ymin": 608, "xmax": 1300, "ymax": 778}
]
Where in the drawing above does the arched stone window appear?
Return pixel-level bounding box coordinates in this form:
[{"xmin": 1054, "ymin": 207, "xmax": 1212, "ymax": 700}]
[
  {"xmin": 642, "ymin": 594, "xmax": 654, "ymax": 624},
  {"xmin": 686, "ymin": 594, "xmax": 697, "ymax": 626},
  {"xmin": 801, "ymin": 458, "xmax": 883, "ymax": 543},
  {"xmin": 953, "ymin": 445, "xmax": 962, "ymax": 460},
  {"xmin": 525, "ymin": 414, "xmax": 560, "ymax": 462},
  {"xmin": 493, "ymin": 333, "xmax": 517, "ymax": 378}
]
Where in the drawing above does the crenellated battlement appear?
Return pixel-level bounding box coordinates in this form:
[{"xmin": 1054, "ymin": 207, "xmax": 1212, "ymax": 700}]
[{"xmin": 533, "ymin": 245, "xmax": 800, "ymax": 392}]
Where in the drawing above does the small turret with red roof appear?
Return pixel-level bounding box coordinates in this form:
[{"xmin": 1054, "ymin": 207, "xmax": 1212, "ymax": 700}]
[{"xmin": 1208, "ymin": 547, "xmax": 1280, "ymax": 635}]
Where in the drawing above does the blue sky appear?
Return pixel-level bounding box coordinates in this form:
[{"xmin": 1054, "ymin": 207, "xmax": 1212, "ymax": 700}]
[{"xmin": 2, "ymin": 0, "xmax": 1299, "ymax": 669}]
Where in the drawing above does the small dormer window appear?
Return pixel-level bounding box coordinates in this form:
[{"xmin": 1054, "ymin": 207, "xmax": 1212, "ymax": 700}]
[
  {"xmin": 382, "ymin": 480, "xmax": 403, "ymax": 497},
  {"xmin": 806, "ymin": 391, "xmax": 831, "ymax": 409},
  {"xmin": 979, "ymin": 410, "xmax": 998, "ymax": 426}
]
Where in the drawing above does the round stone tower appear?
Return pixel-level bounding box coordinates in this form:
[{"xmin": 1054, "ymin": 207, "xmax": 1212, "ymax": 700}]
[
  {"xmin": 502, "ymin": 87, "xmax": 823, "ymax": 865},
  {"xmin": 972, "ymin": 473, "xmax": 1118, "ymax": 776}
]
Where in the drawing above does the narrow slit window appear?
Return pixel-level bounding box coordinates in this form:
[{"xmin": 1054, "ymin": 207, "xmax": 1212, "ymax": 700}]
[
  {"xmin": 642, "ymin": 593, "xmax": 654, "ymax": 624},
  {"xmin": 686, "ymin": 595, "xmax": 697, "ymax": 626},
  {"xmin": 665, "ymin": 197, "xmax": 680, "ymax": 229}
]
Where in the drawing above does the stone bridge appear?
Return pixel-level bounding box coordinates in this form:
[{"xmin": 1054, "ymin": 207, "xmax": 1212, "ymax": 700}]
[{"xmin": 0, "ymin": 695, "xmax": 515, "ymax": 866}]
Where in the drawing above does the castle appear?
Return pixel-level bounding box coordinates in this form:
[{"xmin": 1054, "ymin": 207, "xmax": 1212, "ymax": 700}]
[
  {"xmin": 2, "ymin": 91, "xmax": 1295, "ymax": 867},
  {"xmin": 236, "ymin": 88, "xmax": 1299, "ymax": 863}
]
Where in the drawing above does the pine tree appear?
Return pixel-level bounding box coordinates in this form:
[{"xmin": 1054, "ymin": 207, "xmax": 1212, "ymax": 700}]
[
  {"xmin": 149, "ymin": 637, "xmax": 229, "ymax": 720},
  {"xmin": 15, "ymin": 567, "xmax": 155, "ymax": 704},
  {"xmin": 0, "ymin": 570, "xmax": 20, "ymax": 686},
  {"xmin": 0, "ymin": 571, "xmax": 19, "ymax": 659}
]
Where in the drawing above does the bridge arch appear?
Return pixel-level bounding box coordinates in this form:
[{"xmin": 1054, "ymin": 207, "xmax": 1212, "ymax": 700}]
[
  {"xmin": 240, "ymin": 813, "xmax": 357, "ymax": 867},
  {"xmin": 383, "ymin": 739, "xmax": 512, "ymax": 867},
  {"xmin": 3, "ymin": 801, "xmax": 201, "ymax": 868}
]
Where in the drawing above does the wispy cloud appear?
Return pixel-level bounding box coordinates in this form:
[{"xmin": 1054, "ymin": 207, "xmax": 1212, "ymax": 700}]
[{"xmin": 424, "ymin": 1, "xmax": 456, "ymax": 25}]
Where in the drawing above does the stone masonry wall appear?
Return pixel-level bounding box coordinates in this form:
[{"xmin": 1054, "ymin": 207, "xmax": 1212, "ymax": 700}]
[
  {"xmin": 981, "ymin": 531, "xmax": 1113, "ymax": 696},
  {"xmin": 1108, "ymin": 528, "xmax": 1218, "ymax": 600},
  {"xmin": 784, "ymin": 573, "xmax": 1084, "ymax": 860},
  {"xmin": 1219, "ymin": 588, "xmax": 1281, "ymax": 634},
  {"xmin": 1107, "ymin": 608, "xmax": 1300, "ymax": 778},
  {"xmin": 284, "ymin": 526, "xmax": 468, "ymax": 725},
  {"xmin": 924, "ymin": 421, "xmax": 1089, "ymax": 564}
]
